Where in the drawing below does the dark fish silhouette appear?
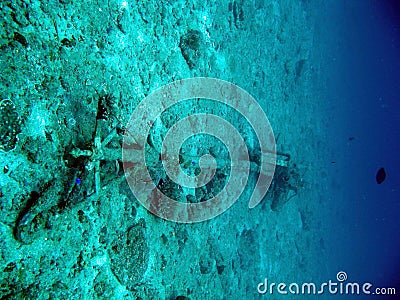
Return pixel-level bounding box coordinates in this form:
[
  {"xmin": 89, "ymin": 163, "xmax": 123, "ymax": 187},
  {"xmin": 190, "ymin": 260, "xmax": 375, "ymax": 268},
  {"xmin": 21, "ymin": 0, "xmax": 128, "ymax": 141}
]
[{"xmin": 376, "ymin": 167, "xmax": 386, "ymax": 184}]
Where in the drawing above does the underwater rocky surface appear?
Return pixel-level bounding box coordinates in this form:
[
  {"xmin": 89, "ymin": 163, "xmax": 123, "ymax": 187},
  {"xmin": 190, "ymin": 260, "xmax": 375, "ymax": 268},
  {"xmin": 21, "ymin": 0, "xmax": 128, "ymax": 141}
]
[{"xmin": 0, "ymin": 0, "xmax": 329, "ymax": 299}]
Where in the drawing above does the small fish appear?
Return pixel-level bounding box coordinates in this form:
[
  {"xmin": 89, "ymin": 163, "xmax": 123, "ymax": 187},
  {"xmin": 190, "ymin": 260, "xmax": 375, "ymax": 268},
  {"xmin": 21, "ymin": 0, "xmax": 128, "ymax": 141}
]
[
  {"xmin": 376, "ymin": 167, "xmax": 386, "ymax": 184},
  {"xmin": 348, "ymin": 137, "xmax": 356, "ymax": 141}
]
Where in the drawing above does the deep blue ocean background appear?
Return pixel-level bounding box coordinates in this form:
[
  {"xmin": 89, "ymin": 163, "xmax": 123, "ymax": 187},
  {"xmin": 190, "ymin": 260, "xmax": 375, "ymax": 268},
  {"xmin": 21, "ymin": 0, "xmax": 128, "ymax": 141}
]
[{"xmin": 322, "ymin": 0, "xmax": 400, "ymax": 297}]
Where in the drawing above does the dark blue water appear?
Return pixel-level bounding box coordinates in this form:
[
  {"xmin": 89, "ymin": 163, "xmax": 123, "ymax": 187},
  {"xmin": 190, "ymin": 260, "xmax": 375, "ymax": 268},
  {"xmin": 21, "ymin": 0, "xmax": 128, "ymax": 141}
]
[{"xmin": 322, "ymin": 1, "xmax": 400, "ymax": 298}]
